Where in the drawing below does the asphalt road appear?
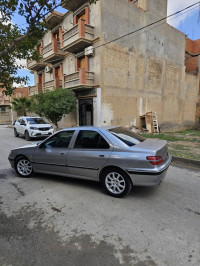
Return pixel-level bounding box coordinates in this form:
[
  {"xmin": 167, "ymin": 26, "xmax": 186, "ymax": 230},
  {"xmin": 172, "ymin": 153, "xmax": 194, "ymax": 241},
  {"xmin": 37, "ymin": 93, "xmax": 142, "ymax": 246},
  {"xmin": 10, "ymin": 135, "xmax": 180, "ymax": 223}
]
[{"xmin": 0, "ymin": 125, "xmax": 200, "ymax": 266}]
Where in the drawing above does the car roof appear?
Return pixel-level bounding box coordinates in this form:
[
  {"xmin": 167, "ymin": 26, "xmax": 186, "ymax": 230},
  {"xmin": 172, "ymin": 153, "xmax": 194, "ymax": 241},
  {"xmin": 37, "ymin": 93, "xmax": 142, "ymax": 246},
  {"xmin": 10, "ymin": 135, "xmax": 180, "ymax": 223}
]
[{"xmin": 60, "ymin": 126, "xmax": 119, "ymax": 131}]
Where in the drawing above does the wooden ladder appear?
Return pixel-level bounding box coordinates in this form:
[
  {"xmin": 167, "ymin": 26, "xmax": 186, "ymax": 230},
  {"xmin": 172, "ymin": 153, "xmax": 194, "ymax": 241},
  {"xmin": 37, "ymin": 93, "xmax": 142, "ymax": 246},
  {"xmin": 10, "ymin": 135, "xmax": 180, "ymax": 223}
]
[{"xmin": 152, "ymin": 112, "xmax": 159, "ymax": 133}]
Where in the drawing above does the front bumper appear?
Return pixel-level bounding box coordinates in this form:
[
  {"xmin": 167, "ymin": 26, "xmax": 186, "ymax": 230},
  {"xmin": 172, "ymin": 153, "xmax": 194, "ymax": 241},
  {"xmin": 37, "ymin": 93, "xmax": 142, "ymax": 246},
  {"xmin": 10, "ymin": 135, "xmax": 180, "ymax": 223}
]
[
  {"xmin": 8, "ymin": 157, "xmax": 15, "ymax": 169},
  {"xmin": 29, "ymin": 129, "xmax": 54, "ymax": 138},
  {"xmin": 127, "ymin": 155, "xmax": 172, "ymax": 186}
]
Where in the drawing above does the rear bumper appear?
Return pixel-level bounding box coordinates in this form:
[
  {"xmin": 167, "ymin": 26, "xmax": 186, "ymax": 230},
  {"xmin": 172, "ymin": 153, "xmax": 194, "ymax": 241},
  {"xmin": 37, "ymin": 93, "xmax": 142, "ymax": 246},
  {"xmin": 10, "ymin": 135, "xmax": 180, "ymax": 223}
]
[{"xmin": 127, "ymin": 155, "xmax": 172, "ymax": 186}]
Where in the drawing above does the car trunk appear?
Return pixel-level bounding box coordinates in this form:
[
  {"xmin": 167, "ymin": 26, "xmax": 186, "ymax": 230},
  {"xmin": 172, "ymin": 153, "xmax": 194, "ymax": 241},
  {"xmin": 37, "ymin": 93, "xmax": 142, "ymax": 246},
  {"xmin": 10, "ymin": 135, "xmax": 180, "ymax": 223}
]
[{"xmin": 132, "ymin": 139, "xmax": 169, "ymax": 162}]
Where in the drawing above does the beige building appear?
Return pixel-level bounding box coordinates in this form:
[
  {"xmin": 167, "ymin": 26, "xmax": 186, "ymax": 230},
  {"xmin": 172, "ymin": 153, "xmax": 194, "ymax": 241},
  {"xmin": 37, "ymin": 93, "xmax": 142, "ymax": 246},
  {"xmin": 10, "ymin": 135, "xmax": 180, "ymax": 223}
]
[
  {"xmin": 28, "ymin": 0, "xmax": 200, "ymax": 131},
  {"xmin": 0, "ymin": 86, "xmax": 29, "ymax": 124}
]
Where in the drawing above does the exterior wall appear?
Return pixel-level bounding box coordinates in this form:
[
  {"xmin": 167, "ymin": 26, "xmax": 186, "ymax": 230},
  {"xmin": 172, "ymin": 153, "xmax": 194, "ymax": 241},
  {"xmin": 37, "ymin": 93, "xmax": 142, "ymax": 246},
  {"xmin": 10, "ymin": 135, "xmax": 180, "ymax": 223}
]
[
  {"xmin": 99, "ymin": 0, "xmax": 198, "ymax": 131},
  {"xmin": 100, "ymin": 42, "xmax": 199, "ymax": 131}
]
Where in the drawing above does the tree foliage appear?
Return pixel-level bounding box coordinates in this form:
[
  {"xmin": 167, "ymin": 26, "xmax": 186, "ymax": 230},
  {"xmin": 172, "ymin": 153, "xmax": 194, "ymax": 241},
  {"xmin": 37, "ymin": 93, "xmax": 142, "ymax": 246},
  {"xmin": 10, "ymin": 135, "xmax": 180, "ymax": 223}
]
[
  {"xmin": 11, "ymin": 97, "xmax": 31, "ymax": 116},
  {"xmin": 0, "ymin": 0, "xmax": 98, "ymax": 95},
  {"xmin": 31, "ymin": 88, "xmax": 76, "ymax": 127}
]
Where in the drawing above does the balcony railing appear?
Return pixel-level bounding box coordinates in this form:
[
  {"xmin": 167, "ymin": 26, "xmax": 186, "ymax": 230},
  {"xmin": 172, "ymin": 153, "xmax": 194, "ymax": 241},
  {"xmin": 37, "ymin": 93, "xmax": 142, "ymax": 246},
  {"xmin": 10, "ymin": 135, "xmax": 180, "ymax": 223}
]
[
  {"xmin": 63, "ymin": 20, "xmax": 94, "ymax": 53},
  {"xmin": 64, "ymin": 69, "xmax": 95, "ymax": 89},
  {"xmin": 44, "ymin": 80, "xmax": 54, "ymax": 90},
  {"xmin": 27, "ymin": 59, "xmax": 46, "ymax": 71},
  {"xmin": 42, "ymin": 41, "xmax": 64, "ymax": 62}
]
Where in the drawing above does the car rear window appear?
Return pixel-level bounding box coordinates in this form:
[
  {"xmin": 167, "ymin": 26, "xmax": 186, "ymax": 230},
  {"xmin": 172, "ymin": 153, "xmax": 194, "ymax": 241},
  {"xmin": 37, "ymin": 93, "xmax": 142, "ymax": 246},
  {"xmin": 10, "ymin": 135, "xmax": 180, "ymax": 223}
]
[
  {"xmin": 108, "ymin": 127, "xmax": 145, "ymax": 146},
  {"xmin": 26, "ymin": 118, "xmax": 47, "ymax": 124}
]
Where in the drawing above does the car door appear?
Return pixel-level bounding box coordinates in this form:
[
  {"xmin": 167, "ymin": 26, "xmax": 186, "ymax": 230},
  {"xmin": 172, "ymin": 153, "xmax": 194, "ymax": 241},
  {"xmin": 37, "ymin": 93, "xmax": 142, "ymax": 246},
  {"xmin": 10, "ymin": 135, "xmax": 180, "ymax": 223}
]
[
  {"xmin": 15, "ymin": 118, "xmax": 23, "ymax": 134},
  {"xmin": 19, "ymin": 118, "xmax": 27, "ymax": 135},
  {"xmin": 67, "ymin": 130, "xmax": 113, "ymax": 179},
  {"xmin": 33, "ymin": 130, "xmax": 75, "ymax": 175}
]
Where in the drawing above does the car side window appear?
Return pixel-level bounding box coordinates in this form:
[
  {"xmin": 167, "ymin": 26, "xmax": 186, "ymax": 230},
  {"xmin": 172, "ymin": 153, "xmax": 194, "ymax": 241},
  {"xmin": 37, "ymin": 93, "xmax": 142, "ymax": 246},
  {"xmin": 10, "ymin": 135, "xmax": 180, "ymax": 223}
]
[
  {"xmin": 42, "ymin": 131, "xmax": 75, "ymax": 149},
  {"xmin": 21, "ymin": 119, "xmax": 26, "ymax": 125},
  {"xmin": 74, "ymin": 130, "xmax": 110, "ymax": 149}
]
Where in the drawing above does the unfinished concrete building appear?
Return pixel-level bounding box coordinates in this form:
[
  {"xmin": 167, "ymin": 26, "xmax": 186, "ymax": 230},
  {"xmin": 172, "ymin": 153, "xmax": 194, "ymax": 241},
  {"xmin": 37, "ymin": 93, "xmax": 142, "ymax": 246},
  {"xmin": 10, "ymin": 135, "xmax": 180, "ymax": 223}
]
[{"xmin": 27, "ymin": 0, "xmax": 200, "ymax": 131}]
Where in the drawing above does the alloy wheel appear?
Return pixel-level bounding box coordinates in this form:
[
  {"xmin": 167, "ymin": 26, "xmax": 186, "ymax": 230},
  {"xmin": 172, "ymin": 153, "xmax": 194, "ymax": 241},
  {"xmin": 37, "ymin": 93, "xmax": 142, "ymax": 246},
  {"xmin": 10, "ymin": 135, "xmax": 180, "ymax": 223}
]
[
  {"xmin": 105, "ymin": 172, "xmax": 126, "ymax": 195},
  {"xmin": 17, "ymin": 159, "xmax": 33, "ymax": 176}
]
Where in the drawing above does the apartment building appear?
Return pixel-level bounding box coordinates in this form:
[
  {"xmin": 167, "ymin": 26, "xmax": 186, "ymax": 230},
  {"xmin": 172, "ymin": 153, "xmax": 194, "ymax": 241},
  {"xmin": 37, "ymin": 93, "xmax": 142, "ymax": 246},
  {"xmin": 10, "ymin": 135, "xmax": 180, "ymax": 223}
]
[{"xmin": 28, "ymin": 0, "xmax": 200, "ymax": 131}]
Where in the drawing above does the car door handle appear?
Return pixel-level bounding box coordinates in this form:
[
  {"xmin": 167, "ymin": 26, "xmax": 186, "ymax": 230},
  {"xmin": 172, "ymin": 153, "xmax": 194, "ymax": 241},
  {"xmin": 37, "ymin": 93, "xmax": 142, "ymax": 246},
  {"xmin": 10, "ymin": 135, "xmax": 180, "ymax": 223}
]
[
  {"xmin": 99, "ymin": 155, "xmax": 105, "ymax": 158},
  {"xmin": 60, "ymin": 153, "xmax": 65, "ymax": 155}
]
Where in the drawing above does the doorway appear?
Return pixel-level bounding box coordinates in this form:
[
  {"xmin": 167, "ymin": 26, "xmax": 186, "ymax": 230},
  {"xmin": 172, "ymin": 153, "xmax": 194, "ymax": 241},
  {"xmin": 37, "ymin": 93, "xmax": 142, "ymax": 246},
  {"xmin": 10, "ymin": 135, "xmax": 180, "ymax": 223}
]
[{"xmin": 79, "ymin": 98, "xmax": 93, "ymax": 126}]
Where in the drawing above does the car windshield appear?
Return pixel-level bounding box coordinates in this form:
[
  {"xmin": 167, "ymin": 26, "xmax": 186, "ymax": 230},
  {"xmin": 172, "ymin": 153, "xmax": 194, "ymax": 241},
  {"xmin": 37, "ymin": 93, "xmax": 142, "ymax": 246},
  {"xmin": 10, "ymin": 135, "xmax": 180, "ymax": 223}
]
[
  {"xmin": 26, "ymin": 118, "xmax": 47, "ymax": 124},
  {"xmin": 109, "ymin": 127, "xmax": 145, "ymax": 146}
]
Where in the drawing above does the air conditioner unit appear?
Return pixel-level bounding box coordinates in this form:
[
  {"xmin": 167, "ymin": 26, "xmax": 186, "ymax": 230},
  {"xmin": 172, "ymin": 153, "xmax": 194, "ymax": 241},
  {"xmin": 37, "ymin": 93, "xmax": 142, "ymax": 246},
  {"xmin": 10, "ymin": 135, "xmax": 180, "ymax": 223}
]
[
  {"xmin": 45, "ymin": 66, "xmax": 52, "ymax": 73},
  {"xmin": 85, "ymin": 46, "xmax": 94, "ymax": 56}
]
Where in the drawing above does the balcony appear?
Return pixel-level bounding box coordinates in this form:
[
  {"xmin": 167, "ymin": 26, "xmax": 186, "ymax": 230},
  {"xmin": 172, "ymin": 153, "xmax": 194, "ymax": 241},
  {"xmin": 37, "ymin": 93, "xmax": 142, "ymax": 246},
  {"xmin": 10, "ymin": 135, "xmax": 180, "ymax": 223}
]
[
  {"xmin": 62, "ymin": 0, "xmax": 88, "ymax": 11},
  {"xmin": 43, "ymin": 80, "xmax": 55, "ymax": 91},
  {"xmin": 27, "ymin": 59, "xmax": 46, "ymax": 71},
  {"xmin": 43, "ymin": 79, "xmax": 63, "ymax": 91},
  {"xmin": 42, "ymin": 41, "xmax": 64, "ymax": 63},
  {"xmin": 64, "ymin": 68, "xmax": 95, "ymax": 89},
  {"xmin": 45, "ymin": 11, "xmax": 64, "ymax": 29},
  {"xmin": 63, "ymin": 20, "xmax": 94, "ymax": 53}
]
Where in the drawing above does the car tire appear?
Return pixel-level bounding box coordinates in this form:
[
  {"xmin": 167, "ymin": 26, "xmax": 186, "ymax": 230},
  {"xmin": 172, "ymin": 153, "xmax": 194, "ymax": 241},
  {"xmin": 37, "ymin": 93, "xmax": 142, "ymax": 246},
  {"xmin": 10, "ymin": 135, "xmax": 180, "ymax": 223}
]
[
  {"xmin": 24, "ymin": 130, "xmax": 31, "ymax": 141},
  {"xmin": 101, "ymin": 168, "xmax": 132, "ymax": 198},
  {"xmin": 15, "ymin": 156, "xmax": 33, "ymax": 178},
  {"xmin": 14, "ymin": 128, "xmax": 19, "ymax": 137}
]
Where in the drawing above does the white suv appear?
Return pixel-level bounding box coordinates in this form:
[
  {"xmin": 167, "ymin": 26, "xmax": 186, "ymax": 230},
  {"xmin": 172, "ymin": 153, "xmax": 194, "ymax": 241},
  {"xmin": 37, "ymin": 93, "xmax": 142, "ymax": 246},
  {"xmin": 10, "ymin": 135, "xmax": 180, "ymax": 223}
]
[{"xmin": 14, "ymin": 116, "xmax": 54, "ymax": 141}]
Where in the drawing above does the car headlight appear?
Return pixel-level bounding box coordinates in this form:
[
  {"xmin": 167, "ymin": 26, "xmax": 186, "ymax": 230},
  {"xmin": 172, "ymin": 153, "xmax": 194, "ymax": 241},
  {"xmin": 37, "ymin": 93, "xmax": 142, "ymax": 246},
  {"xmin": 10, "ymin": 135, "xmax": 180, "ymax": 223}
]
[{"xmin": 30, "ymin": 127, "xmax": 38, "ymax": 130}]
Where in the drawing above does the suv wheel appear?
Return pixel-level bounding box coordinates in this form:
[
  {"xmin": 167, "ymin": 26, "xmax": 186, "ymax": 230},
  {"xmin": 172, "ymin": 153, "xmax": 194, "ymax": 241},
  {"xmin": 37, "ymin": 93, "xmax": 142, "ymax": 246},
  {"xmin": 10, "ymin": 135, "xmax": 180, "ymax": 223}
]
[
  {"xmin": 101, "ymin": 168, "xmax": 132, "ymax": 198},
  {"xmin": 24, "ymin": 130, "xmax": 31, "ymax": 141},
  {"xmin": 14, "ymin": 128, "xmax": 19, "ymax": 137}
]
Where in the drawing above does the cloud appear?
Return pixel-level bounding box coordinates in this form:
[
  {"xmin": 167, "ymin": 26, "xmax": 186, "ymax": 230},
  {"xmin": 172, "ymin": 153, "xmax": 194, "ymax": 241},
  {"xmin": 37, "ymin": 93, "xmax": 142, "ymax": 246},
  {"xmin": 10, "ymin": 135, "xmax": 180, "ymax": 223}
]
[
  {"xmin": 167, "ymin": 0, "xmax": 200, "ymax": 27},
  {"xmin": 15, "ymin": 58, "xmax": 27, "ymax": 69}
]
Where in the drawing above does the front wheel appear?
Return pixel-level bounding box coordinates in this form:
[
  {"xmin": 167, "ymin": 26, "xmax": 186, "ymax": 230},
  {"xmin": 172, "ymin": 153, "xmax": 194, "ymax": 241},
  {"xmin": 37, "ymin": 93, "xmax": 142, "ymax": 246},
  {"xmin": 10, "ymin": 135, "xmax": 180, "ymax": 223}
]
[
  {"xmin": 101, "ymin": 168, "xmax": 132, "ymax": 198},
  {"xmin": 15, "ymin": 156, "xmax": 33, "ymax": 177},
  {"xmin": 24, "ymin": 130, "xmax": 31, "ymax": 141},
  {"xmin": 14, "ymin": 128, "xmax": 19, "ymax": 137}
]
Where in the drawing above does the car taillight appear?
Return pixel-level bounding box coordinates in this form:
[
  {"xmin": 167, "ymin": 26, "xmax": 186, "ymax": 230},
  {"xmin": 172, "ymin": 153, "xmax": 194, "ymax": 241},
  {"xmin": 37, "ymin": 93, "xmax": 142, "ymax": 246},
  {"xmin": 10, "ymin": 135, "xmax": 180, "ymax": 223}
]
[{"xmin": 146, "ymin": 156, "xmax": 164, "ymax": 165}]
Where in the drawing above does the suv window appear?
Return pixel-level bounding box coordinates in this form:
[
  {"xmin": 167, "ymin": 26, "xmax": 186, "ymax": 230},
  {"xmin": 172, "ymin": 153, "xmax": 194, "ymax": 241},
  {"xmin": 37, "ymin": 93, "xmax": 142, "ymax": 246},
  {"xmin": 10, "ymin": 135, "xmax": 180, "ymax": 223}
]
[
  {"xmin": 43, "ymin": 131, "xmax": 75, "ymax": 148},
  {"xmin": 74, "ymin": 130, "xmax": 110, "ymax": 149},
  {"xmin": 27, "ymin": 118, "xmax": 47, "ymax": 124}
]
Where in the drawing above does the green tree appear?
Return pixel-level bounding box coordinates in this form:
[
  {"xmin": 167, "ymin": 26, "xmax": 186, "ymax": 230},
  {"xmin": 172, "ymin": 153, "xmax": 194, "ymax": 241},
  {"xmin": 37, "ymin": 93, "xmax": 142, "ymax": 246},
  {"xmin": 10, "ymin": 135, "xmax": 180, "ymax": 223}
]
[
  {"xmin": 11, "ymin": 97, "xmax": 31, "ymax": 116},
  {"xmin": 31, "ymin": 88, "xmax": 76, "ymax": 128},
  {"xmin": 0, "ymin": 0, "xmax": 98, "ymax": 95}
]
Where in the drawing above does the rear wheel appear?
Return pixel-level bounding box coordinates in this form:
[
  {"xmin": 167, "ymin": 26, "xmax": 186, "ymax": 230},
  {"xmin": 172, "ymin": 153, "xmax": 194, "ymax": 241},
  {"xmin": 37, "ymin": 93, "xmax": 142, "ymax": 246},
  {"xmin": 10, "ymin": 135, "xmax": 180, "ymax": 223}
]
[
  {"xmin": 101, "ymin": 168, "xmax": 132, "ymax": 198},
  {"xmin": 15, "ymin": 156, "xmax": 33, "ymax": 177},
  {"xmin": 14, "ymin": 128, "xmax": 19, "ymax": 137},
  {"xmin": 24, "ymin": 130, "xmax": 31, "ymax": 141}
]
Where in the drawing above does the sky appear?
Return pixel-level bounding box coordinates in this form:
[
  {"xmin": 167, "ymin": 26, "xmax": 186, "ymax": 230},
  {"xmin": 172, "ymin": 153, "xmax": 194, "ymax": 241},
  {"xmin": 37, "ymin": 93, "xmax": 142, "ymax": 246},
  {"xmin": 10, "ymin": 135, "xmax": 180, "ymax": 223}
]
[{"xmin": 11, "ymin": 0, "xmax": 200, "ymax": 87}]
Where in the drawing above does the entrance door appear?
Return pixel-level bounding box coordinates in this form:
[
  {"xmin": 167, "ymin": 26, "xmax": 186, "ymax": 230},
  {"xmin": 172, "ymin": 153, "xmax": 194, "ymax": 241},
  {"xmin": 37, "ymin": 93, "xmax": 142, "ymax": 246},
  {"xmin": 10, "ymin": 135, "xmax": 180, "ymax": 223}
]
[{"xmin": 79, "ymin": 98, "xmax": 93, "ymax": 126}]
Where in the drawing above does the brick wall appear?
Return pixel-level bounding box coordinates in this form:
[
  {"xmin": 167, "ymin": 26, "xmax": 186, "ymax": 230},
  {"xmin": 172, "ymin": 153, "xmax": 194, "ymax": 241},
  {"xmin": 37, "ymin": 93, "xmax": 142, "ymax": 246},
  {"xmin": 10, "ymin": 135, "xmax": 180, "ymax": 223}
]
[{"xmin": 185, "ymin": 38, "xmax": 200, "ymax": 74}]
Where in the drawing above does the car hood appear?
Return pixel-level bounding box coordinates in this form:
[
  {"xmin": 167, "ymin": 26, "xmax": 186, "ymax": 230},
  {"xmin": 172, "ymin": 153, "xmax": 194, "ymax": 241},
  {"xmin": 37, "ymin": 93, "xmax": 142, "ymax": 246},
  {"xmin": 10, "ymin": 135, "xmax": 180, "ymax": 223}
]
[
  {"xmin": 12, "ymin": 143, "xmax": 39, "ymax": 151},
  {"xmin": 27, "ymin": 124, "xmax": 51, "ymax": 128}
]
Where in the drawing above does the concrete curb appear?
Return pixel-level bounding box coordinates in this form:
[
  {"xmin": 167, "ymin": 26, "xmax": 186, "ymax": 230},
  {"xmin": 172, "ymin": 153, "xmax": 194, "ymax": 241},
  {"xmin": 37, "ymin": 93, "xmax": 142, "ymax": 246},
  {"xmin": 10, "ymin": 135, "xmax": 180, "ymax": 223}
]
[{"xmin": 172, "ymin": 156, "xmax": 200, "ymax": 168}]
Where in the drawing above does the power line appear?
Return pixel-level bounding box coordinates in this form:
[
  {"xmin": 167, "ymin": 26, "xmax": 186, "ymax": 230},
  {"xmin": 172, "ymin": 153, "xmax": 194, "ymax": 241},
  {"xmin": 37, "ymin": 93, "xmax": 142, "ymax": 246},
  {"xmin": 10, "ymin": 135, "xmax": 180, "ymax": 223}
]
[{"xmin": 95, "ymin": 1, "xmax": 200, "ymax": 50}]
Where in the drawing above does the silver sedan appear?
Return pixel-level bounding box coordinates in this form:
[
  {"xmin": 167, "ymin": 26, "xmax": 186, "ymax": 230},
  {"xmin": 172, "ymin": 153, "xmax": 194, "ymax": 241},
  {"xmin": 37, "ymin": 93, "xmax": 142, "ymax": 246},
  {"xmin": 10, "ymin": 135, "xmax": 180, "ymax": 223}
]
[{"xmin": 8, "ymin": 127, "xmax": 171, "ymax": 197}]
